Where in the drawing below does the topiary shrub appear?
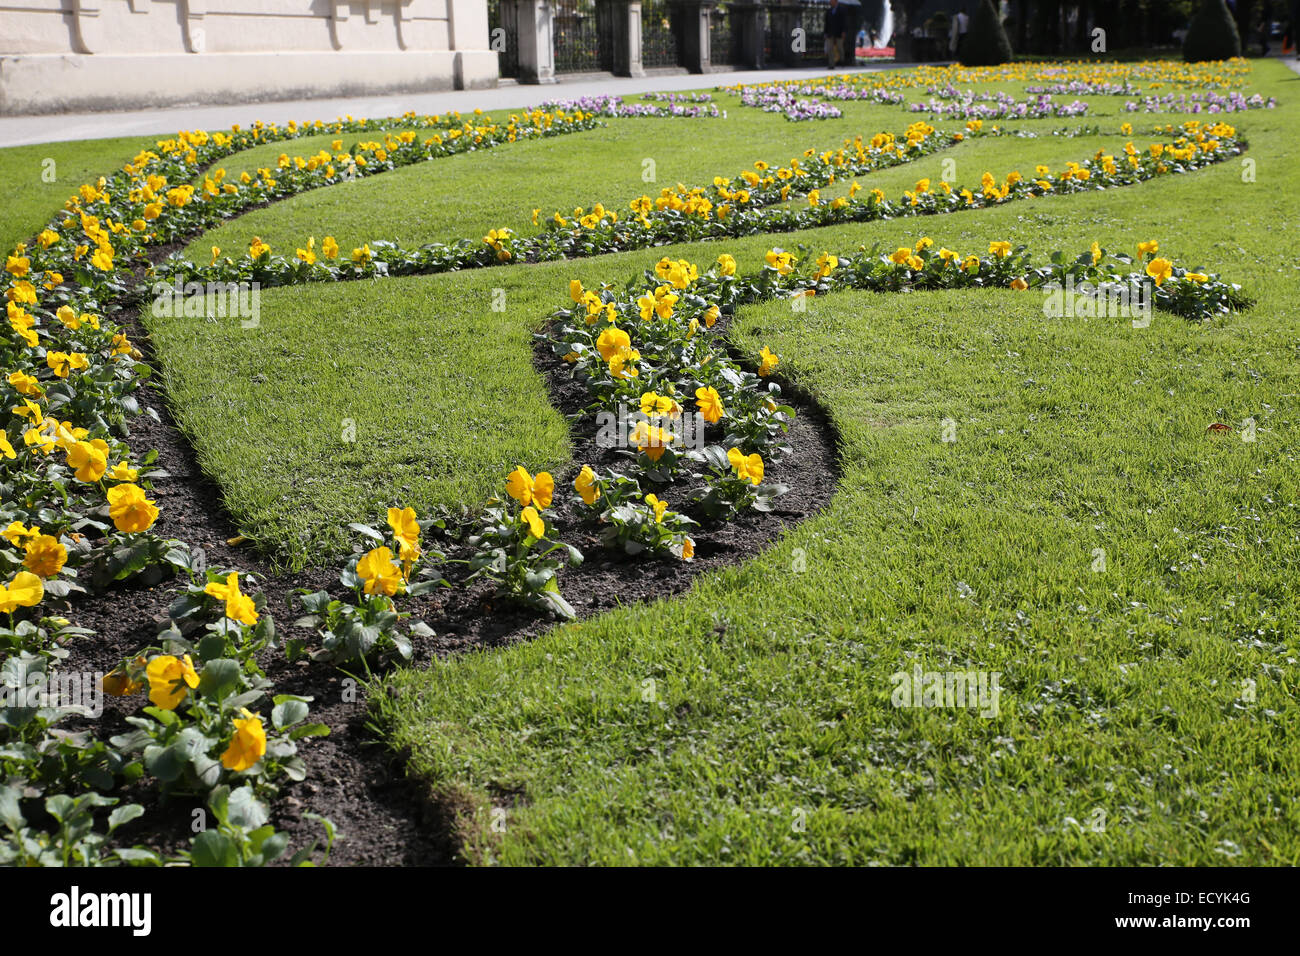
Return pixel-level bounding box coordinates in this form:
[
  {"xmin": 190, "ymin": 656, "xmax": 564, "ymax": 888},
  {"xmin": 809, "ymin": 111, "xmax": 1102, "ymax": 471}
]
[
  {"xmin": 959, "ymin": 0, "xmax": 1013, "ymax": 66},
  {"xmin": 1183, "ymin": 0, "xmax": 1242, "ymax": 61}
]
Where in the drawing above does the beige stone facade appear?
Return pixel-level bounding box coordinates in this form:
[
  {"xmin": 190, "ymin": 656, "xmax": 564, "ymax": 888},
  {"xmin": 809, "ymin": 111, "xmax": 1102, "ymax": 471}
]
[{"xmin": 0, "ymin": 0, "xmax": 498, "ymax": 114}]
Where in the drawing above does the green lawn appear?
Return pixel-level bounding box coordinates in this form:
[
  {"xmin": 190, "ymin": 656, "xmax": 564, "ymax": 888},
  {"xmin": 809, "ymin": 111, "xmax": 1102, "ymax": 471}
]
[
  {"xmin": 373, "ymin": 60, "xmax": 1300, "ymax": 865},
  {"xmin": 18, "ymin": 57, "xmax": 1299, "ymax": 864},
  {"xmin": 145, "ymin": 272, "xmax": 573, "ymax": 565},
  {"xmin": 381, "ymin": 282, "xmax": 1300, "ymax": 864},
  {"xmin": 0, "ymin": 134, "xmax": 154, "ymax": 255}
]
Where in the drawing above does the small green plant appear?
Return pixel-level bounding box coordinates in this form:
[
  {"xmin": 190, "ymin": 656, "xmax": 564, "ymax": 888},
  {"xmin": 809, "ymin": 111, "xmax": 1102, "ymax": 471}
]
[
  {"xmin": 0, "ymin": 787, "xmax": 160, "ymax": 867},
  {"xmin": 293, "ymin": 509, "xmax": 446, "ymax": 666},
  {"xmin": 694, "ymin": 445, "xmax": 790, "ymax": 521},
  {"xmin": 187, "ymin": 784, "xmax": 335, "ymax": 867},
  {"xmin": 467, "ymin": 468, "xmax": 583, "ymax": 618}
]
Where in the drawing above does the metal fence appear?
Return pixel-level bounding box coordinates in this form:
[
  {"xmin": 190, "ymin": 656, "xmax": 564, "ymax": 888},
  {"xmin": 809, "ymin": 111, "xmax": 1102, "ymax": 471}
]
[
  {"xmin": 799, "ymin": 1, "xmax": 828, "ymax": 63},
  {"xmin": 709, "ymin": 2, "xmax": 736, "ymax": 65},
  {"xmin": 641, "ymin": 0, "xmax": 680, "ymax": 67},
  {"xmin": 554, "ymin": 0, "xmax": 604, "ymax": 73},
  {"xmin": 487, "ymin": 0, "xmax": 520, "ymax": 79}
]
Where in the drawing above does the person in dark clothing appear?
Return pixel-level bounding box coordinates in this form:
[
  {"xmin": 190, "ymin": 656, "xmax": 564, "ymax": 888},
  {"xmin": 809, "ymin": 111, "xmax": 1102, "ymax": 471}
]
[{"xmin": 825, "ymin": 0, "xmax": 850, "ymax": 68}]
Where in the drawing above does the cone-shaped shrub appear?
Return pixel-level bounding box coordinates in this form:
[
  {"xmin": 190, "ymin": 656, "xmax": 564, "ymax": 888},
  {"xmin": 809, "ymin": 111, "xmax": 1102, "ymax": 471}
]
[
  {"xmin": 960, "ymin": 0, "xmax": 1013, "ymax": 66},
  {"xmin": 1182, "ymin": 0, "xmax": 1242, "ymax": 61}
]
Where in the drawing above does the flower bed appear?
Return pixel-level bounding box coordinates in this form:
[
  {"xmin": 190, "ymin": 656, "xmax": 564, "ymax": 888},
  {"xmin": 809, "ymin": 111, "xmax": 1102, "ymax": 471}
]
[
  {"xmin": 1123, "ymin": 92, "xmax": 1276, "ymax": 114},
  {"xmin": 913, "ymin": 57, "xmax": 1255, "ymax": 89},
  {"xmin": 0, "ymin": 90, "xmax": 1255, "ymax": 865},
  {"xmin": 720, "ymin": 78, "xmax": 906, "ymax": 121},
  {"xmin": 538, "ymin": 94, "xmax": 721, "ymax": 118},
  {"xmin": 909, "ymin": 90, "xmax": 1090, "ymax": 120},
  {"xmin": 1025, "ymin": 80, "xmax": 1143, "ymax": 96},
  {"xmin": 166, "ymin": 120, "xmax": 1247, "ymax": 307}
]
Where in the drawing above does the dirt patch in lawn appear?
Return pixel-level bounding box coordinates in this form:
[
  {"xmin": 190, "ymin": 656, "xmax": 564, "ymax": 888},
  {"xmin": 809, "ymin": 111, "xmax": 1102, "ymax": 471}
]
[{"xmin": 56, "ymin": 294, "xmax": 841, "ymax": 867}]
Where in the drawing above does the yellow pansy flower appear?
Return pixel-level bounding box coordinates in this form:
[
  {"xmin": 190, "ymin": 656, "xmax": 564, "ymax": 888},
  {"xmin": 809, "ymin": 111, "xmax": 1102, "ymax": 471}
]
[
  {"xmin": 221, "ymin": 709, "xmax": 268, "ymax": 772},
  {"xmin": 204, "ymin": 572, "xmax": 259, "ymax": 625},
  {"xmin": 145, "ymin": 654, "xmax": 199, "ymax": 710},
  {"xmin": 107, "ymin": 483, "xmax": 160, "ymax": 533},
  {"xmin": 575, "ymin": 466, "xmax": 600, "ymax": 505},
  {"xmin": 727, "ymin": 447, "xmax": 764, "ymax": 485}
]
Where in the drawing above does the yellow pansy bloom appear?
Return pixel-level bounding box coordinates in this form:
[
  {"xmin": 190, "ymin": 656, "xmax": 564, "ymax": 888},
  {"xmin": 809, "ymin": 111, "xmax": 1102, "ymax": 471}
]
[
  {"xmin": 221, "ymin": 709, "xmax": 268, "ymax": 772},
  {"xmin": 107, "ymin": 483, "xmax": 159, "ymax": 533},
  {"xmin": 727, "ymin": 447, "xmax": 764, "ymax": 485},
  {"xmin": 204, "ymin": 572, "xmax": 259, "ymax": 625},
  {"xmin": 145, "ymin": 654, "xmax": 199, "ymax": 710},
  {"xmin": 23, "ymin": 535, "xmax": 67, "ymax": 578},
  {"xmin": 575, "ymin": 466, "xmax": 600, "ymax": 506},
  {"xmin": 357, "ymin": 546, "xmax": 402, "ymax": 596},
  {"xmin": 520, "ymin": 506, "xmax": 545, "ymax": 539},
  {"xmin": 695, "ymin": 386, "xmax": 724, "ymax": 424}
]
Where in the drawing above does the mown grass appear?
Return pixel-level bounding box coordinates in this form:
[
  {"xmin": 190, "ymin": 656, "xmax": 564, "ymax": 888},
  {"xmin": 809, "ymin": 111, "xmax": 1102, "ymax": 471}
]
[
  {"xmin": 114, "ymin": 57, "xmax": 1300, "ymax": 861},
  {"xmin": 0, "ymin": 134, "xmax": 153, "ymax": 255},
  {"xmin": 380, "ymin": 283, "xmax": 1300, "ymax": 865},
  {"xmin": 144, "ymin": 275, "xmax": 572, "ymax": 565}
]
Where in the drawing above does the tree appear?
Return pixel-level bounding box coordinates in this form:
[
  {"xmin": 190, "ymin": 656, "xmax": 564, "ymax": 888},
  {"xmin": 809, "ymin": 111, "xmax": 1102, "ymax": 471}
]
[
  {"xmin": 1183, "ymin": 0, "xmax": 1243, "ymax": 60},
  {"xmin": 961, "ymin": 0, "xmax": 1014, "ymax": 64}
]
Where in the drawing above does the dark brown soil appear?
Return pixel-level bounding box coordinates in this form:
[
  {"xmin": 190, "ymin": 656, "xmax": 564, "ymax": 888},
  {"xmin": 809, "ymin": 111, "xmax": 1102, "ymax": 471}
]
[{"xmin": 55, "ymin": 296, "xmax": 842, "ymax": 867}]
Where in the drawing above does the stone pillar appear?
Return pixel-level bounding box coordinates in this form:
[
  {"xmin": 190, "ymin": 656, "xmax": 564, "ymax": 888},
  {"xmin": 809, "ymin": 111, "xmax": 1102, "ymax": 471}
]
[
  {"xmin": 730, "ymin": 1, "xmax": 765, "ymax": 68},
  {"xmin": 672, "ymin": 1, "xmax": 714, "ymax": 73},
  {"xmin": 512, "ymin": 0, "xmax": 558, "ymax": 83},
  {"xmin": 604, "ymin": 0, "xmax": 646, "ymax": 77},
  {"xmin": 449, "ymin": 0, "xmax": 500, "ymax": 89}
]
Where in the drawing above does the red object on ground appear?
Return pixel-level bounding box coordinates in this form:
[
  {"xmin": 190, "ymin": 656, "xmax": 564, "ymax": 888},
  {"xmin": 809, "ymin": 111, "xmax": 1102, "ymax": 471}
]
[{"xmin": 855, "ymin": 46, "xmax": 896, "ymax": 58}]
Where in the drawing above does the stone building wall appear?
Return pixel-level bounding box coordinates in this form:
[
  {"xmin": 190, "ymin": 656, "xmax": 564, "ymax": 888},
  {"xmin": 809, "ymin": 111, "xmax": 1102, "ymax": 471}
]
[{"xmin": 0, "ymin": 0, "xmax": 498, "ymax": 114}]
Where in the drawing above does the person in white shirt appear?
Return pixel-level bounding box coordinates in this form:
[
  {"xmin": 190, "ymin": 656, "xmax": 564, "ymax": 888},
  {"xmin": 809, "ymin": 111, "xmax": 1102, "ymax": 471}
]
[{"xmin": 950, "ymin": 6, "xmax": 970, "ymax": 57}]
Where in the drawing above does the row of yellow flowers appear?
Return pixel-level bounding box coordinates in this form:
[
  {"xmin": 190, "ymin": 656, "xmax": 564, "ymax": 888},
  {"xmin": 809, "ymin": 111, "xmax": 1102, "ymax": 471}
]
[
  {"xmin": 1, "ymin": 106, "xmax": 629, "ymax": 864},
  {"xmin": 164, "ymin": 118, "xmax": 1243, "ymax": 297}
]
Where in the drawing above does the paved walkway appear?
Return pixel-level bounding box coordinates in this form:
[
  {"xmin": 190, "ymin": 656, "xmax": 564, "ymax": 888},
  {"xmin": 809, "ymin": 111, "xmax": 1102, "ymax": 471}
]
[{"xmin": 0, "ymin": 61, "xmax": 922, "ymax": 148}]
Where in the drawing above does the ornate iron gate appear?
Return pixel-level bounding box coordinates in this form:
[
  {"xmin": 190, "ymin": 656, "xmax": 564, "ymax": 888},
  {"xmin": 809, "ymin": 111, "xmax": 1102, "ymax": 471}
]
[
  {"xmin": 800, "ymin": 0, "xmax": 828, "ymax": 63},
  {"xmin": 709, "ymin": 3, "xmax": 736, "ymax": 65},
  {"xmin": 554, "ymin": 0, "xmax": 603, "ymax": 73},
  {"xmin": 641, "ymin": 0, "xmax": 680, "ymax": 67},
  {"xmin": 487, "ymin": 0, "xmax": 520, "ymax": 79}
]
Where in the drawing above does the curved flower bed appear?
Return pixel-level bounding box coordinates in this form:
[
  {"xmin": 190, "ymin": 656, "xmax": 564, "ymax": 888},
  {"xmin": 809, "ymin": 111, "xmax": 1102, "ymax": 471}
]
[
  {"xmin": 1026, "ymin": 80, "xmax": 1143, "ymax": 96},
  {"xmin": 538, "ymin": 94, "xmax": 721, "ymax": 118},
  {"xmin": 0, "ymin": 234, "xmax": 1249, "ymax": 864},
  {"xmin": 913, "ymin": 57, "xmax": 1255, "ymax": 89},
  {"xmin": 1123, "ymin": 92, "xmax": 1276, "ymax": 114},
  {"xmin": 166, "ymin": 120, "xmax": 1246, "ymax": 307},
  {"xmin": 721, "ymin": 78, "xmax": 907, "ymax": 121},
  {"xmin": 909, "ymin": 90, "xmax": 1090, "ymax": 120},
  {"xmin": 0, "ymin": 97, "xmax": 1252, "ymax": 865}
]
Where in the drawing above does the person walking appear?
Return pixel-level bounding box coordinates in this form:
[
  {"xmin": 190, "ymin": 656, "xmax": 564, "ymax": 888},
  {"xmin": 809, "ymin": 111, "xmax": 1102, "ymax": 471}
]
[
  {"xmin": 950, "ymin": 6, "xmax": 971, "ymax": 59},
  {"xmin": 825, "ymin": 0, "xmax": 850, "ymax": 68}
]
